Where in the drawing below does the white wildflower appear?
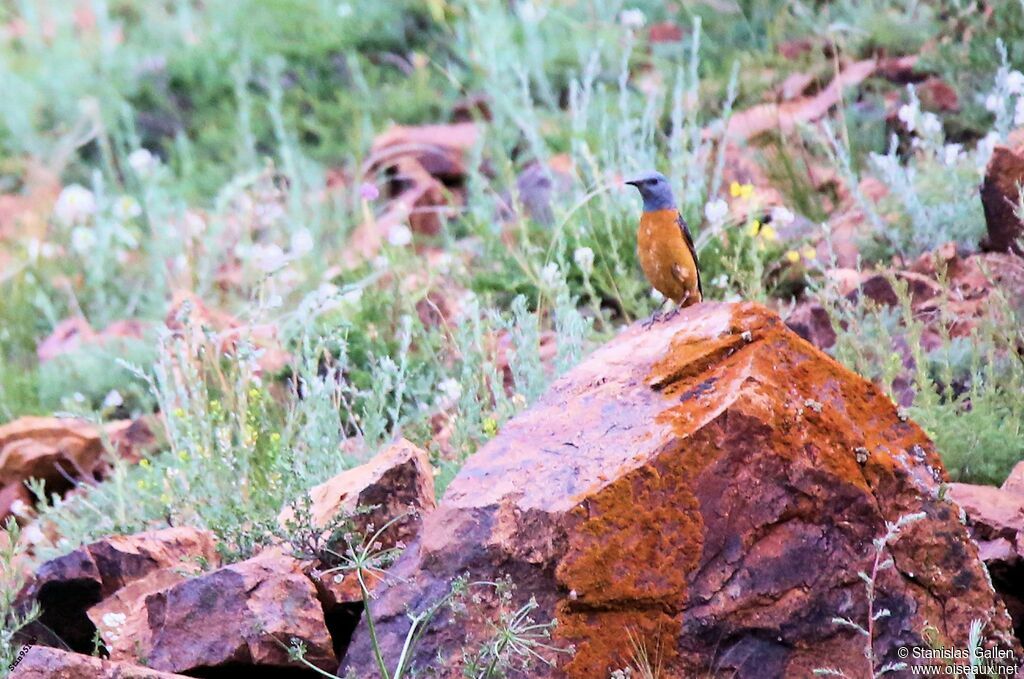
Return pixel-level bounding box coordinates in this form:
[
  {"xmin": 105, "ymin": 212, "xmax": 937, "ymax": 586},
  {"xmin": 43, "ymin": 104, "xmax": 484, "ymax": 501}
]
[
  {"xmin": 1007, "ymin": 70, "xmax": 1024, "ymax": 95},
  {"xmin": 127, "ymin": 148, "xmax": 158, "ymax": 177},
  {"xmin": 573, "ymin": 246, "xmax": 595, "ymax": 275},
  {"xmin": 387, "ymin": 224, "xmax": 413, "ymax": 247},
  {"xmin": 436, "ymin": 378, "xmax": 463, "ymax": 409},
  {"xmin": 25, "ymin": 238, "xmax": 57, "ymax": 262},
  {"xmin": 942, "ymin": 143, "xmax": 963, "ymax": 166},
  {"xmin": 336, "ymin": 3, "xmax": 353, "ymax": 18},
  {"xmin": 619, "ymin": 8, "xmax": 646, "ymax": 28},
  {"xmin": 112, "ymin": 195, "xmax": 142, "ymax": 221},
  {"xmin": 919, "ymin": 112, "xmax": 942, "ymax": 138},
  {"xmin": 54, "ymin": 184, "xmax": 97, "ymax": 225},
  {"xmin": 1015, "ymin": 97, "xmax": 1024, "ymax": 127},
  {"xmin": 703, "ymin": 198, "xmax": 729, "ymax": 226},
  {"xmin": 23, "ymin": 524, "xmax": 45, "ymax": 545},
  {"xmin": 770, "ymin": 205, "xmax": 795, "ymax": 226},
  {"xmin": 290, "ymin": 228, "xmax": 314, "ymax": 256},
  {"xmin": 254, "ymin": 200, "xmax": 285, "ymax": 226},
  {"xmin": 9, "ymin": 499, "xmax": 28, "ymax": 518},
  {"xmin": 517, "ymin": 1, "xmax": 546, "ymax": 23},
  {"xmin": 70, "ymin": 227, "xmax": 97, "ymax": 254},
  {"xmin": 897, "ymin": 102, "xmax": 917, "ymax": 132},
  {"xmin": 252, "ymin": 243, "xmax": 287, "ymax": 272},
  {"xmin": 539, "ymin": 261, "xmax": 560, "ymax": 288},
  {"xmin": 183, "ymin": 210, "xmax": 206, "ymax": 238},
  {"xmin": 985, "ymin": 93, "xmax": 1003, "ymax": 114},
  {"xmin": 102, "ymin": 390, "xmax": 124, "ymax": 409}
]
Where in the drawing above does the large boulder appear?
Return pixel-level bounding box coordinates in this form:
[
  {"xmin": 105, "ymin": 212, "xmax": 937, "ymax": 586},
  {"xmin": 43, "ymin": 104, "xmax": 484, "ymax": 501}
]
[
  {"xmin": 342, "ymin": 302, "xmax": 1018, "ymax": 678},
  {"xmin": 91, "ymin": 549, "xmax": 336, "ymax": 675},
  {"xmin": 22, "ymin": 527, "xmax": 219, "ymax": 651}
]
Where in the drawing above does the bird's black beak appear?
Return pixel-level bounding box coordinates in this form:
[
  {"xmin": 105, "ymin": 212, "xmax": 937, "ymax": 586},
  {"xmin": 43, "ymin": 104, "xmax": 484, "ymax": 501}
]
[{"xmin": 624, "ymin": 177, "xmax": 640, "ymax": 187}]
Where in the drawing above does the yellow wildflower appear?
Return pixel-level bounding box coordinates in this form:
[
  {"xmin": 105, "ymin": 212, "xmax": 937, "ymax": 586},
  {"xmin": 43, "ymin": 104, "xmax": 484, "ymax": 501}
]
[
  {"xmin": 785, "ymin": 250, "xmax": 801, "ymax": 264},
  {"xmin": 139, "ymin": 458, "xmax": 151, "ymax": 469},
  {"xmin": 730, "ymin": 181, "xmax": 754, "ymax": 199},
  {"xmin": 759, "ymin": 224, "xmax": 777, "ymax": 242},
  {"xmin": 746, "ymin": 220, "xmax": 761, "ymax": 237},
  {"xmin": 802, "ymin": 246, "xmax": 817, "ymax": 260}
]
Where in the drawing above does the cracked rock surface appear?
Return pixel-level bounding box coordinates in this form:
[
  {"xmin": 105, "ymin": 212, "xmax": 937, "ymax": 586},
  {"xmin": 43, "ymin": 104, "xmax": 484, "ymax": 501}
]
[{"xmin": 343, "ymin": 301, "xmax": 1019, "ymax": 678}]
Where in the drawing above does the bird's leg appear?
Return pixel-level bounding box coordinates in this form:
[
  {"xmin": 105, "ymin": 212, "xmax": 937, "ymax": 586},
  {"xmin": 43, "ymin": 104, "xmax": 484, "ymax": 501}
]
[
  {"xmin": 664, "ymin": 303, "xmax": 681, "ymax": 321},
  {"xmin": 642, "ymin": 309, "xmax": 663, "ymax": 330}
]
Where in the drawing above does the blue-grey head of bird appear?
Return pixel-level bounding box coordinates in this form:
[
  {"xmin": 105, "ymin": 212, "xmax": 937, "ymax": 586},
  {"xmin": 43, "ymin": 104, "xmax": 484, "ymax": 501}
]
[{"xmin": 625, "ymin": 171, "xmax": 676, "ymax": 212}]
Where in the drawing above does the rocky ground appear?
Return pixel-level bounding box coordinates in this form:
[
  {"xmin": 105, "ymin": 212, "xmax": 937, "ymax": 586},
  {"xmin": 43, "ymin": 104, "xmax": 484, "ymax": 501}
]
[{"xmin": 4, "ymin": 2, "xmax": 1024, "ymax": 678}]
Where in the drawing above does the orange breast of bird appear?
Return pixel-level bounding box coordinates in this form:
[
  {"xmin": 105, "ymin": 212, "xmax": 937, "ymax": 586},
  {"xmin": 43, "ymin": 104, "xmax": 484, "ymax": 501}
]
[{"xmin": 637, "ymin": 208, "xmax": 701, "ymax": 306}]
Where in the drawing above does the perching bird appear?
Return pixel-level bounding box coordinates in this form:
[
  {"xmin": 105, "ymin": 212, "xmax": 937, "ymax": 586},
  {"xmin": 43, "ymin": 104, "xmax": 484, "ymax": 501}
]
[{"xmin": 625, "ymin": 171, "xmax": 703, "ymax": 325}]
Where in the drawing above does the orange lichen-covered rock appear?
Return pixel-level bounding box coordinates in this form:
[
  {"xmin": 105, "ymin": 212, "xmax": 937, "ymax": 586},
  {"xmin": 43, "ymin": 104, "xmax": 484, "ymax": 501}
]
[{"xmin": 341, "ymin": 302, "xmax": 1018, "ymax": 678}]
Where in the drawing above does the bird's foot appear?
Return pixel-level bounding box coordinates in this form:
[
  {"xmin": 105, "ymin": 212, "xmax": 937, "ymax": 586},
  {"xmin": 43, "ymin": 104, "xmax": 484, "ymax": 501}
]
[
  {"xmin": 664, "ymin": 306, "xmax": 682, "ymax": 321},
  {"xmin": 642, "ymin": 311, "xmax": 663, "ymax": 330}
]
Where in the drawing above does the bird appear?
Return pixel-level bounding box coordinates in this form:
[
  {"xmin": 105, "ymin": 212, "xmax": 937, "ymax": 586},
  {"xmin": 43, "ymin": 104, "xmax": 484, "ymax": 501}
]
[{"xmin": 625, "ymin": 171, "xmax": 703, "ymax": 326}]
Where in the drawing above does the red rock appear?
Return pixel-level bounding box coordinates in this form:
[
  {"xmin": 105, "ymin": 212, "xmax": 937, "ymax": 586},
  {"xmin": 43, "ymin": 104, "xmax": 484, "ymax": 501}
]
[
  {"xmin": 648, "ymin": 21, "xmax": 683, "ymax": 43},
  {"xmin": 947, "ymin": 482, "xmax": 1024, "ymax": 640},
  {"xmin": 777, "ymin": 38, "xmax": 815, "ymax": 60},
  {"xmin": 784, "ymin": 301, "xmax": 836, "ymax": 349},
  {"xmin": 35, "ymin": 318, "xmax": 95, "ymax": 362},
  {"xmin": 343, "ymin": 302, "xmax": 1018, "ymax": 678},
  {"xmin": 366, "ymin": 122, "xmax": 479, "ymax": 183},
  {"xmin": 1003, "ymin": 461, "xmax": 1024, "ymax": 497},
  {"xmin": 88, "ymin": 567, "xmax": 195, "ymax": 662},
  {"xmin": 826, "ymin": 178, "xmax": 890, "ymax": 268},
  {"xmin": 0, "ymin": 161, "xmax": 60, "ymax": 241},
  {"xmin": 948, "ymin": 483, "xmax": 1024, "ymax": 543},
  {"xmin": 0, "ymin": 417, "xmax": 106, "ymax": 491},
  {"xmin": 104, "ymin": 417, "xmax": 158, "ymax": 464},
  {"xmin": 23, "ymin": 527, "xmax": 219, "ymax": 652},
  {"xmin": 165, "ymin": 291, "xmax": 290, "ymax": 375},
  {"xmin": 981, "ymin": 145, "xmax": 1024, "ymax": 254},
  {"xmin": 11, "ymin": 646, "xmax": 192, "ymax": 679},
  {"xmin": 917, "ymin": 77, "xmax": 959, "ymax": 112},
  {"xmin": 36, "ymin": 317, "xmax": 149, "ymax": 363},
  {"xmin": 724, "ymin": 60, "xmax": 876, "ymax": 142},
  {"xmin": 103, "ymin": 550, "xmax": 335, "ymax": 674},
  {"xmin": 299, "ymin": 438, "xmax": 435, "ymax": 537},
  {"xmin": 779, "ymin": 71, "xmax": 815, "ymax": 100},
  {"xmin": 876, "ymin": 55, "xmax": 924, "ymax": 83},
  {"xmin": 0, "ymin": 416, "xmax": 150, "ymax": 509}
]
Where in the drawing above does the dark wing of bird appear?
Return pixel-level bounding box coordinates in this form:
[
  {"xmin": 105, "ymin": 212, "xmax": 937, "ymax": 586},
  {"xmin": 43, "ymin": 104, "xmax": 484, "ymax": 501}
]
[{"xmin": 677, "ymin": 213, "xmax": 703, "ymax": 298}]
